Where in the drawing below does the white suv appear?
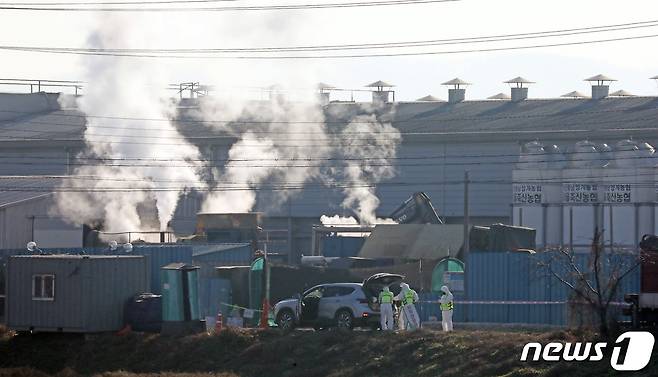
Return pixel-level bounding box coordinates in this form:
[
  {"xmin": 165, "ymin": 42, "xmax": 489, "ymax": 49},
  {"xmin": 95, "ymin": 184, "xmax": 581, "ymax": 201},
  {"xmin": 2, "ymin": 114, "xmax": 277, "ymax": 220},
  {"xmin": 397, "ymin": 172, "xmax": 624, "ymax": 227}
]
[{"xmin": 274, "ymin": 273, "xmax": 403, "ymax": 331}]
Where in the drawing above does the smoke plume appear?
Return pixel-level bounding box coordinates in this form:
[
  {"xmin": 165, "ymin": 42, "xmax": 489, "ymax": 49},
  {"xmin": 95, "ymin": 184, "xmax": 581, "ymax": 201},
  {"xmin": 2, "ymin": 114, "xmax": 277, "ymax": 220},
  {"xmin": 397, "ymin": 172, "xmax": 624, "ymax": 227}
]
[
  {"xmin": 338, "ymin": 115, "xmax": 401, "ymax": 225},
  {"xmin": 53, "ymin": 14, "xmax": 205, "ymax": 234},
  {"xmin": 199, "ymin": 92, "xmax": 332, "ymax": 214}
]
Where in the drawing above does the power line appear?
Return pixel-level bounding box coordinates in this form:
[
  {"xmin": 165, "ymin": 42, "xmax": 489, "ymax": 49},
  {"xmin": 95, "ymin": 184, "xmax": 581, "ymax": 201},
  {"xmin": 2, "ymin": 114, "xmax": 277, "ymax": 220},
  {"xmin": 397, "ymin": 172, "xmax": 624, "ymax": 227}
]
[
  {"xmin": 6, "ymin": 20, "xmax": 658, "ymax": 54},
  {"xmin": 0, "ymin": 148, "xmax": 655, "ymax": 169},
  {"xmin": 2, "ymin": 170, "xmax": 658, "ymax": 192},
  {"xmin": 0, "ymin": 147, "xmax": 640, "ymax": 162},
  {"xmin": 0, "ymin": 0, "xmax": 460, "ymax": 12},
  {"xmin": 3, "ymin": 0, "xmax": 239, "ymax": 5},
  {"xmin": 3, "ymin": 33, "xmax": 658, "ymax": 59}
]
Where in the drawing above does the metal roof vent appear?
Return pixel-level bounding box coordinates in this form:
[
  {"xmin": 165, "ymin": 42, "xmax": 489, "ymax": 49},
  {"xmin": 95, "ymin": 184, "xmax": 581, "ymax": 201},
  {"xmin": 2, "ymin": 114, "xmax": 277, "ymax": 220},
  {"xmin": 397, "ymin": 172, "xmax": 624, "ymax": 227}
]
[
  {"xmin": 609, "ymin": 89, "xmax": 635, "ymax": 97},
  {"xmin": 584, "ymin": 74, "xmax": 616, "ymax": 99},
  {"xmin": 561, "ymin": 91, "xmax": 589, "ymax": 99},
  {"xmin": 442, "ymin": 78, "xmax": 470, "ymax": 103},
  {"xmin": 317, "ymin": 82, "xmax": 335, "ymax": 105},
  {"xmin": 416, "ymin": 95, "xmax": 442, "ymax": 102},
  {"xmin": 504, "ymin": 76, "xmax": 534, "ymax": 102},
  {"xmin": 365, "ymin": 80, "xmax": 395, "ymax": 104},
  {"xmin": 487, "ymin": 92, "xmax": 511, "ymax": 100}
]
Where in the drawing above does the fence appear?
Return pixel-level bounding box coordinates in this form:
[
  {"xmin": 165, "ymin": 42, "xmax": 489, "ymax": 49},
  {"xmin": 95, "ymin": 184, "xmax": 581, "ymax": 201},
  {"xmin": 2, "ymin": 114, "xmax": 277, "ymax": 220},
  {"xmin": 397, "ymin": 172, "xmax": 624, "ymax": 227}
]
[{"xmin": 418, "ymin": 251, "xmax": 640, "ymax": 326}]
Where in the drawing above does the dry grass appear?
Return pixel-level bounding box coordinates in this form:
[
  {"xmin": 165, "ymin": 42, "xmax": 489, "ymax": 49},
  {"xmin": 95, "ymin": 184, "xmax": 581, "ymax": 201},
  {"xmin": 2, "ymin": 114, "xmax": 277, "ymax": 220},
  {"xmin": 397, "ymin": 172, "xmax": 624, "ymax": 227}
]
[
  {"xmin": 0, "ymin": 327, "xmax": 656, "ymax": 377},
  {"xmin": 0, "ymin": 369, "xmax": 239, "ymax": 377}
]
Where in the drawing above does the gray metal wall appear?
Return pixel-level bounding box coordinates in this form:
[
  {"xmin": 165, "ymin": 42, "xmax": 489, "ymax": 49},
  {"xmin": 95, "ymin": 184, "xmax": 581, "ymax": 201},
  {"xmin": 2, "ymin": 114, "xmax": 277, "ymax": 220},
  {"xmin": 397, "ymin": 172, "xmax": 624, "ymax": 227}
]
[
  {"xmin": 0, "ymin": 196, "xmax": 47, "ymax": 250},
  {"xmin": 0, "ymin": 196, "xmax": 82, "ymax": 250},
  {"xmin": 6, "ymin": 255, "xmax": 148, "ymax": 332}
]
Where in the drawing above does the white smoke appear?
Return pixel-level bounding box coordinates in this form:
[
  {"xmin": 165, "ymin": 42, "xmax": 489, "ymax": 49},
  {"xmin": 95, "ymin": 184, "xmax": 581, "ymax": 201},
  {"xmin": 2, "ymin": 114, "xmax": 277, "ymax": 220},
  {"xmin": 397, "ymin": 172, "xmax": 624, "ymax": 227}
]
[
  {"xmin": 338, "ymin": 115, "xmax": 401, "ymax": 225},
  {"xmin": 200, "ymin": 91, "xmax": 332, "ymax": 214},
  {"xmin": 53, "ymin": 14, "xmax": 205, "ymax": 233},
  {"xmin": 52, "ymin": 12, "xmax": 404, "ymax": 233},
  {"xmin": 320, "ymin": 214, "xmax": 397, "ymax": 227},
  {"xmin": 320, "ymin": 215, "xmax": 359, "ymax": 226}
]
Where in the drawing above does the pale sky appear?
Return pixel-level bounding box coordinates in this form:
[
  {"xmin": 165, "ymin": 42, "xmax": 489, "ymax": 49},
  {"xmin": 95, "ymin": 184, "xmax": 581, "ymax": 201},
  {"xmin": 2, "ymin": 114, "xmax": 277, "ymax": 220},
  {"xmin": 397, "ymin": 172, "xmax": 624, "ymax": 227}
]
[{"xmin": 1, "ymin": 0, "xmax": 657, "ymax": 101}]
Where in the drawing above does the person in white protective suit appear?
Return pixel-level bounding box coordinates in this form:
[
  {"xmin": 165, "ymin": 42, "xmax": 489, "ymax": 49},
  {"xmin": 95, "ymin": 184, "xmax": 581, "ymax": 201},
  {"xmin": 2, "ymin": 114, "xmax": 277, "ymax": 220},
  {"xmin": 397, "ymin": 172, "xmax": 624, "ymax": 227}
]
[
  {"xmin": 378, "ymin": 286, "xmax": 394, "ymax": 330},
  {"xmin": 439, "ymin": 285, "xmax": 454, "ymax": 332},
  {"xmin": 395, "ymin": 282, "xmax": 420, "ymax": 330}
]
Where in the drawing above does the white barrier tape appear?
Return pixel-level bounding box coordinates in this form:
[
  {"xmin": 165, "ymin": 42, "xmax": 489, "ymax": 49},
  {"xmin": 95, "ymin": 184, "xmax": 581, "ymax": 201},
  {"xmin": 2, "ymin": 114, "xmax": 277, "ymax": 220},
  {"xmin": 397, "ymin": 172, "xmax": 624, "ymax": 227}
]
[
  {"xmin": 220, "ymin": 302, "xmax": 263, "ymax": 313},
  {"xmin": 421, "ymin": 300, "xmax": 629, "ymax": 306}
]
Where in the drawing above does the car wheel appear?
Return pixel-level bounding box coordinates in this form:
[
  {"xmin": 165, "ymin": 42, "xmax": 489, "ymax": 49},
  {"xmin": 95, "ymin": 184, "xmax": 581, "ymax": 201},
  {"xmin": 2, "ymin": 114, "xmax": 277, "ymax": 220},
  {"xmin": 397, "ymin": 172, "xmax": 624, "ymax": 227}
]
[
  {"xmin": 276, "ymin": 310, "xmax": 295, "ymax": 332},
  {"xmin": 335, "ymin": 309, "xmax": 354, "ymax": 330}
]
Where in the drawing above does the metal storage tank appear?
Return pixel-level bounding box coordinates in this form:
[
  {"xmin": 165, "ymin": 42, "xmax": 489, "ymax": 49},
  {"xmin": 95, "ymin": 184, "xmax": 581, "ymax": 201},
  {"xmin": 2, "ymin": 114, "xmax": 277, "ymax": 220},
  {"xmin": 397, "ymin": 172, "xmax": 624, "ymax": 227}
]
[
  {"xmin": 512, "ymin": 141, "xmax": 563, "ymax": 249},
  {"xmin": 602, "ymin": 140, "xmax": 655, "ymax": 250},
  {"xmin": 5, "ymin": 255, "xmax": 148, "ymax": 333},
  {"xmin": 561, "ymin": 140, "xmax": 605, "ymax": 251}
]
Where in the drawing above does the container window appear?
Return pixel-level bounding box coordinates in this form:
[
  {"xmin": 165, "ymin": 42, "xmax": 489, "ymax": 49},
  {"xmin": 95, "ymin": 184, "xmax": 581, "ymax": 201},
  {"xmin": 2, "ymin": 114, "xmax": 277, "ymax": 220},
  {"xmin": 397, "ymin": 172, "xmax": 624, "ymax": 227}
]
[{"xmin": 32, "ymin": 274, "xmax": 55, "ymax": 301}]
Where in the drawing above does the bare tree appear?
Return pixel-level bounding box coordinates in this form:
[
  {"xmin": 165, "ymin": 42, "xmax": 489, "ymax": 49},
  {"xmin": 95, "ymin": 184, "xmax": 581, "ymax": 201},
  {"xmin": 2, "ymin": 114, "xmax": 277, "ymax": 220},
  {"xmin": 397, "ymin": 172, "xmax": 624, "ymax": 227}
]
[{"xmin": 539, "ymin": 228, "xmax": 641, "ymax": 338}]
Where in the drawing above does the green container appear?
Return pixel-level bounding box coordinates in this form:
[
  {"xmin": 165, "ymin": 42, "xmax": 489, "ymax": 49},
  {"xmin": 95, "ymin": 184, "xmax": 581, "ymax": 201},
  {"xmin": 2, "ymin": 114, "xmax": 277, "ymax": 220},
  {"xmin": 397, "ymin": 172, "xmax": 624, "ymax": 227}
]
[
  {"xmin": 431, "ymin": 258, "xmax": 465, "ymax": 293},
  {"xmin": 161, "ymin": 263, "xmax": 200, "ymax": 322}
]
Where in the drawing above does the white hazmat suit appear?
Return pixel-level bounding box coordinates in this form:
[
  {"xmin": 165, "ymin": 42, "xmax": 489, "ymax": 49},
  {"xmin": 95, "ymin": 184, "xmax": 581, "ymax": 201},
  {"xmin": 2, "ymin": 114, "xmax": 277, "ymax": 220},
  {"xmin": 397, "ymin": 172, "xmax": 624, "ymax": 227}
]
[
  {"xmin": 395, "ymin": 283, "xmax": 420, "ymax": 330},
  {"xmin": 378, "ymin": 286, "xmax": 394, "ymax": 330},
  {"xmin": 439, "ymin": 285, "xmax": 454, "ymax": 332}
]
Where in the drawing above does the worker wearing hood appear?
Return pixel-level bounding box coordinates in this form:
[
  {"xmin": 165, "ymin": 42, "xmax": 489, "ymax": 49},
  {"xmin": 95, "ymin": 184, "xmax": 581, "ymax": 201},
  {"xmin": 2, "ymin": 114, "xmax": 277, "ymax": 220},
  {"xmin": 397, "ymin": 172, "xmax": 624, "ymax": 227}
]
[
  {"xmin": 395, "ymin": 282, "xmax": 420, "ymax": 330},
  {"xmin": 439, "ymin": 285, "xmax": 454, "ymax": 332},
  {"xmin": 378, "ymin": 286, "xmax": 394, "ymax": 330}
]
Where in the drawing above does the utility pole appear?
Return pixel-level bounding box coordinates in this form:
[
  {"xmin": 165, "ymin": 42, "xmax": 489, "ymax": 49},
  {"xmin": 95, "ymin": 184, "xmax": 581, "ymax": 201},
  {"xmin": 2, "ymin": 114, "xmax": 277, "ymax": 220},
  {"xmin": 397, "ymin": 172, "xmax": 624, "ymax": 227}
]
[{"xmin": 260, "ymin": 241, "xmax": 271, "ymax": 328}]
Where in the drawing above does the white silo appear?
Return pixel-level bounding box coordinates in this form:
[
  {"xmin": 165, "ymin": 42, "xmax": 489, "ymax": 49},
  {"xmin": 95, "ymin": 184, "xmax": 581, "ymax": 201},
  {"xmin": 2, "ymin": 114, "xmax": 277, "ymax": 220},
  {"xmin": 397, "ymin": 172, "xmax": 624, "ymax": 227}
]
[
  {"xmin": 512, "ymin": 141, "xmax": 563, "ymax": 249},
  {"xmin": 602, "ymin": 140, "xmax": 654, "ymax": 251},
  {"xmin": 561, "ymin": 140, "xmax": 605, "ymax": 252}
]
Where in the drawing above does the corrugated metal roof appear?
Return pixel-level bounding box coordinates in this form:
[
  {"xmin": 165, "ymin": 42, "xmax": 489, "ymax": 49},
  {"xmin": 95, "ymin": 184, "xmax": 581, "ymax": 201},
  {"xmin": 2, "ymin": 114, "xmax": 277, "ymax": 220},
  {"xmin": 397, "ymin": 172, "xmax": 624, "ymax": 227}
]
[
  {"xmin": 358, "ymin": 224, "xmax": 463, "ymax": 259},
  {"xmin": 1, "ymin": 93, "xmax": 658, "ymax": 150},
  {"xmin": 0, "ymin": 109, "xmax": 86, "ymax": 141},
  {"xmin": 191, "ymin": 243, "xmax": 251, "ymax": 257}
]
